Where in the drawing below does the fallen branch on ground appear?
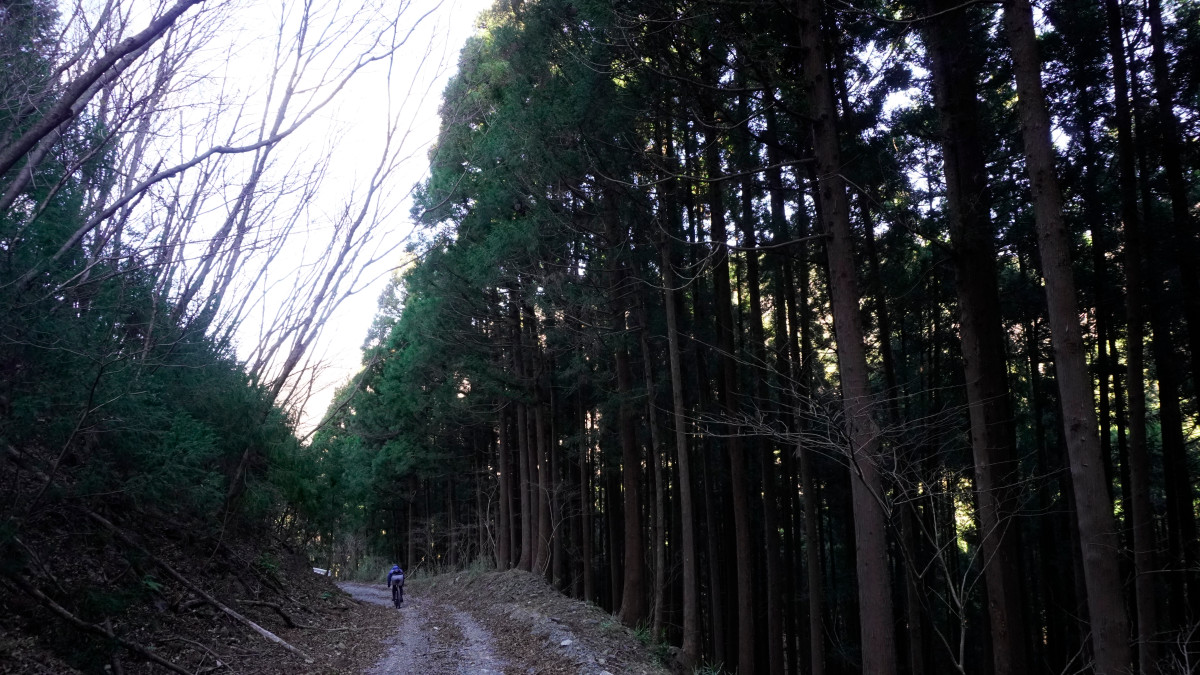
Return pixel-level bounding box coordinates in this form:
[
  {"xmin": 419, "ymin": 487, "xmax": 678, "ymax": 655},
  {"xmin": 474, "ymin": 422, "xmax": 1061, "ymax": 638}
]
[
  {"xmin": 236, "ymin": 599, "xmax": 298, "ymax": 628},
  {"xmin": 161, "ymin": 637, "xmax": 237, "ymax": 674},
  {"xmin": 8, "ymin": 574, "xmax": 193, "ymax": 675},
  {"xmin": 2, "ymin": 447, "xmax": 316, "ymax": 665},
  {"xmin": 85, "ymin": 510, "xmax": 316, "ymax": 664}
]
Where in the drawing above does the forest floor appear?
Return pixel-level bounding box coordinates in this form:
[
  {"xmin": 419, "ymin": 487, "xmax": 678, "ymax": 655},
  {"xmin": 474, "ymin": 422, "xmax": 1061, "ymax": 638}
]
[{"xmin": 341, "ymin": 569, "xmax": 672, "ymax": 675}]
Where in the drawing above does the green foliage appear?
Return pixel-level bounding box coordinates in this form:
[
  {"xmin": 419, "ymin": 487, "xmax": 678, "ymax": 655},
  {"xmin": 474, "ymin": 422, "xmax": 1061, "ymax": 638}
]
[{"xmin": 0, "ymin": 5, "xmax": 312, "ymax": 656}]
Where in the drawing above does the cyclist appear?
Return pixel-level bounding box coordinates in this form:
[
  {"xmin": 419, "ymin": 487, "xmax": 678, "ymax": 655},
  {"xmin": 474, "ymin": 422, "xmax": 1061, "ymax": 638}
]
[{"xmin": 387, "ymin": 564, "xmax": 405, "ymax": 607}]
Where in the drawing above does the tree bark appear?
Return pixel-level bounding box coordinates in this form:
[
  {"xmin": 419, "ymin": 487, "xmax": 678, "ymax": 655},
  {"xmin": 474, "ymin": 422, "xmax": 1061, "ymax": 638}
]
[
  {"xmin": 639, "ymin": 311, "xmax": 668, "ymax": 639},
  {"xmin": 659, "ymin": 232, "xmax": 700, "ymax": 665},
  {"xmin": 922, "ymin": 4, "xmax": 1029, "ymax": 671},
  {"xmin": 534, "ymin": 398, "xmax": 552, "ymax": 575},
  {"xmin": 738, "ymin": 164, "xmax": 785, "ymax": 675},
  {"xmin": 657, "ymin": 115, "xmax": 700, "ymax": 666},
  {"xmin": 1002, "ymin": 0, "xmax": 1131, "ymax": 670},
  {"xmin": 1145, "ymin": 0, "xmax": 1200, "ymax": 615},
  {"xmin": 605, "ymin": 194, "xmax": 648, "ymax": 626},
  {"xmin": 1104, "ymin": 0, "xmax": 1157, "ymax": 667},
  {"xmin": 514, "ymin": 295, "xmax": 534, "ymax": 572},
  {"xmin": 497, "ymin": 405, "xmax": 512, "ymax": 569},
  {"xmin": 703, "ymin": 119, "xmax": 756, "ymax": 674},
  {"xmin": 797, "ymin": 2, "xmax": 897, "ymax": 672},
  {"xmin": 581, "ymin": 398, "xmax": 595, "ymax": 603}
]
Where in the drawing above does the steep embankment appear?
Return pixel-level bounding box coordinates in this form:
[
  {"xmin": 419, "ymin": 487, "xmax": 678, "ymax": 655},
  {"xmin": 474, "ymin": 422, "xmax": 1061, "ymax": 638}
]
[{"xmin": 0, "ymin": 542, "xmax": 396, "ymax": 674}]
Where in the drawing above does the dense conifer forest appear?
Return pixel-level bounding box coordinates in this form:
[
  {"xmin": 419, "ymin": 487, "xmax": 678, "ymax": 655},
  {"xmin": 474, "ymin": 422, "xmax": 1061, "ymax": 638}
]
[
  {"xmin": 306, "ymin": 0, "xmax": 1200, "ymax": 674},
  {"xmin": 4, "ymin": 0, "xmax": 1200, "ymax": 673}
]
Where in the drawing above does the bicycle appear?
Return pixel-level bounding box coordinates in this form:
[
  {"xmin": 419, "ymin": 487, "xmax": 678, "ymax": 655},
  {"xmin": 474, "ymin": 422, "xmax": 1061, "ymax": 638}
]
[{"xmin": 390, "ymin": 578, "xmax": 404, "ymax": 607}]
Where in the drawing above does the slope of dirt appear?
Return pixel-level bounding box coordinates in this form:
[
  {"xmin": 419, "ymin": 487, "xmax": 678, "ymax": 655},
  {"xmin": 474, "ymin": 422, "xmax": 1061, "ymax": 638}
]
[
  {"xmin": 407, "ymin": 569, "xmax": 672, "ymax": 675},
  {"xmin": 0, "ymin": 536, "xmax": 396, "ymax": 675}
]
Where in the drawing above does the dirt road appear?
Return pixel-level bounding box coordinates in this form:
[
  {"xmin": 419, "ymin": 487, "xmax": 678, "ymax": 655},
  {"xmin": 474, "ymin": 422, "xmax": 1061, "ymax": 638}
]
[
  {"xmin": 339, "ymin": 582, "xmax": 506, "ymax": 675},
  {"xmin": 337, "ymin": 571, "xmax": 669, "ymax": 675}
]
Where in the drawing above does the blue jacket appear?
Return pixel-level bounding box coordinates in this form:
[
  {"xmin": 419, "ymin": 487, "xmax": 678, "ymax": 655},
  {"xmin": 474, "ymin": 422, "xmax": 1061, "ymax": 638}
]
[{"xmin": 388, "ymin": 569, "xmax": 405, "ymax": 588}]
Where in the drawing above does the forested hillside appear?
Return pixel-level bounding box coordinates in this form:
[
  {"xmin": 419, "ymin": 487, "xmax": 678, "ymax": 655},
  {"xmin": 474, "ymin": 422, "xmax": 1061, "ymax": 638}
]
[
  {"xmin": 0, "ymin": 1, "xmax": 436, "ymax": 671},
  {"xmin": 310, "ymin": 0, "xmax": 1200, "ymax": 674}
]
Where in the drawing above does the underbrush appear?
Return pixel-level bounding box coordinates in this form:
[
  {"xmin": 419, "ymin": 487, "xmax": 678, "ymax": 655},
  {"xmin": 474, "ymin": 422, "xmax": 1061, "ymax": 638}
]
[{"xmin": 345, "ymin": 555, "xmax": 391, "ymax": 582}]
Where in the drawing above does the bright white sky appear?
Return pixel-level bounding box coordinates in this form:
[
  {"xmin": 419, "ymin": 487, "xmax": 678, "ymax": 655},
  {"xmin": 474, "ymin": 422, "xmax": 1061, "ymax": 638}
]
[
  {"xmin": 192, "ymin": 0, "xmax": 494, "ymax": 433},
  {"xmin": 292, "ymin": 0, "xmax": 493, "ymax": 432}
]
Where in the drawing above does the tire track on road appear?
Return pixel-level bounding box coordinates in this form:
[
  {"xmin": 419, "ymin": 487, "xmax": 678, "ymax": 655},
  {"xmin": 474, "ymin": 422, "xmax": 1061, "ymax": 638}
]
[{"xmin": 339, "ymin": 582, "xmax": 506, "ymax": 674}]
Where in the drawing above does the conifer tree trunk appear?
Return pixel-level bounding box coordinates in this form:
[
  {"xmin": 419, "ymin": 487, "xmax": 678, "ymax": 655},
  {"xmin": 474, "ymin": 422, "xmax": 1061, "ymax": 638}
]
[
  {"xmin": 477, "ymin": 434, "xmax": 487, "ymax": 561},
  {"xmin": 859, "ymin": 197, "xmax": 932, "ymax": 675},
  {"xmin": 612, "ymin": 329, "xmax": 645, "ymax": 624},
  {"xmin": 738, "ymin": 163, "xmax": 784, "ymax": 675},
  {"xmin": 656, "ymin": 115, "xmax": 699, "ymax": 666},
  {"xmin": 659, "ymin": 231, "xmax": 699, "ymax": 666},
  {"xmin": 407, "ymin": 476, "xmax": 419, "ymax": 570},
  {"xmin": 1002, "ymin": 0, "xmax": 1131, "ymax": 670},
  {"xmin": 514, "ymin": 298, "xmax": 534, "ymax": 572},
  {"xmin": 764, "ymin": 111, "xmax": 803, "ymax": 675},
  {"xmin": 1145, "ymin": 0, "xmax": 1200, "ymax": 612},
  {"xmin": 1128, "ymin": 66, "xmax": 1193, "ymax": 628},
  {"xmin": 1104, "ymin": 0, "xmax": 1157, "ymax": 666},
  {"xmin": 580, "ymin": 394, "xmax": 595, "ymax": 603},
  {"xmin": 548, "ymin": 356, "xmax": 564, "ymax": 589},
  {"xmin": 704, "ymin": 121, "xmax": 756, "ymax": 674},
  {"xmin": 525, "ymin": 305, "xmax": 551, "ymax": 576},
  {"xmin": 701, "ymin": 444, "xmax": 726, "ymax": 666},
  {"xmin": 606, "ymin": 466, "xmax": 623, "ymax": 610},
  {"xmin": 767, "ymin": 106, "xmax": 826, "ymax": 675},
  {"xmin": 1147, "ymin": 0, "xmax": 1200, "ymax": 396},
  {"xmin": 923, "ymin": 4, "xmax": 1029, "ymax": 671},
  {"xmin": 530, "ymin": 309, "xmax": 552, "ymax": 578},
  {"xmin": 496, "ymin": 405, "xmax": 512, "ymax": 569},
  {"xmin": 604, "ymin": 196, "xmax": 648, "ymax": 626},
  {"xmin": 638, "ymin": 315, "xmax": 668, "ymax": 638},
  {"xmin": 797, "ymin": 1, "xmax": 896, "ymax": 672},
  {"xmin": 534, "ymin": 398, "xmax": 552, "ymax": 575},
  {"xmin": 505, "ymin": 410, "xmax": 521, "ymax": 569}
]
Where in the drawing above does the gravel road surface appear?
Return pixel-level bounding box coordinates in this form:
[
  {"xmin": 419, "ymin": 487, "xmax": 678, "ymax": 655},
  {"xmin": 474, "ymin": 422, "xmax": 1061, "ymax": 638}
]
[{"xmin": 339, "ymin": 582, "xmax": 505, "ymax": 674}]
